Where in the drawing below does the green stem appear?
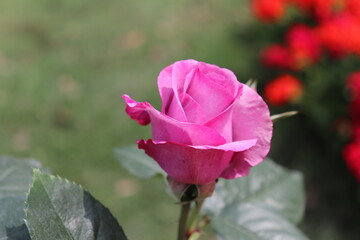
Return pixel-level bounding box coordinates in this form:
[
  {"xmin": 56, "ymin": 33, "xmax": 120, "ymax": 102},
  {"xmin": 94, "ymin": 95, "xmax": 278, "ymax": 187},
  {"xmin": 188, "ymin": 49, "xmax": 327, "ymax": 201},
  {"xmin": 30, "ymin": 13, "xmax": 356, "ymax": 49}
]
[
  {"xmin": 177, "ymin": 202, "xmax": 191, "ymax": 240},
  {"xmin": 187, "ymin": 198, "xmax": 205, "ymax": 233},
  {"xmin": 197, "ymin": 215, "xmax": 210, "ymax": 229}
]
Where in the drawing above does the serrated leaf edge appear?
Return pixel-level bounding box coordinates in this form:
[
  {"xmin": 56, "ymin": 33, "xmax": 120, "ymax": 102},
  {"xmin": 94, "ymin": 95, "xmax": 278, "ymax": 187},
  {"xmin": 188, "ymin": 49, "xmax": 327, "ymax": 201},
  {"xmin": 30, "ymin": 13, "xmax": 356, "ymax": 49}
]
[
  {"xmin": 24, "ymin": 169, "xmax": 83, "ymax": 240},
  {"xmin": 24, "ymin": 168, "xmax": 38, "ymax": 239},
  {"xmin": 24, "ymin": 169, "xmax": 127, "ymax": 240}
]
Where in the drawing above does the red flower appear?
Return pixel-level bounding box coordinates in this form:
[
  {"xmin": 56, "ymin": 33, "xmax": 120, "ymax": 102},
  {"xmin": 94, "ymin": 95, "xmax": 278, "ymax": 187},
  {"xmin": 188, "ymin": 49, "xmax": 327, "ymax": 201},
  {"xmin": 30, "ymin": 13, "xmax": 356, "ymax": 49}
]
[
  {"xmin": 285, "ymin": 24, "xmax": 321, "ymax": 69},
  {"xmin": 251, "ymin": 0, "xmax": 287, "ymax": 23},
  {"xmin": 343, "ymin": 141, "xmax": 360, "ymax": 182},
  {"xmin": 346, "ymin": 0, "xmax": 360, "ymax": 20},
  {"xmin": 347, "ymin": 71, "xmax": 360, "ymax": 122},
  {"xmin": 344, "ymin": 71, "xmax": 360, "ymax": 181},
  {"xmin": 260, "ymin": 44, "xmax": 294, "ymax": 69},
  {"xmin": 347, "ymin": 71, "xmax": 360, "ymax": 94},
  {"xmin": 263, "ymin": 74, "xmax": 304, "ymax": 106},
  {"xmin": 317, "ymin": 12, "xmax": 360, "ymax": 57},
  {"xmin": 261, "ymin": 24, "xmax": 320, "ymax": 70},
  {"xmin": 290, "ymin": 0, "xmax": 341, "ymax": 21},
  {"xmin": 351, "ymin": 123, "xmax": 360, "ymax": 139}
]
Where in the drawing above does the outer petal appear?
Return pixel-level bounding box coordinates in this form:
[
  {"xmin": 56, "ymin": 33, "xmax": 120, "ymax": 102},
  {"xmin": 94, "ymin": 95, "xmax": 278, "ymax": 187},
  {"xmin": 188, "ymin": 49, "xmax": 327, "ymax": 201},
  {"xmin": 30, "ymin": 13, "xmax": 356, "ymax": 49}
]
[
  {"xmin": 123, "ymin": 95, "xmax": 226, "ymax": 146},
  {"xmin": 220, "ymin": 152, "xmax": 252, "ymax": 179},
  {"xmin": 123, "ymin": 94, "xmax": 151, "ymax": 125},
  {"xmin": 138, "ymin": 139, "xmax": 257, "ymax": 185},
  {"xmin": 220, "ymin": 84, "xmax": 273, "ymax": 179}
]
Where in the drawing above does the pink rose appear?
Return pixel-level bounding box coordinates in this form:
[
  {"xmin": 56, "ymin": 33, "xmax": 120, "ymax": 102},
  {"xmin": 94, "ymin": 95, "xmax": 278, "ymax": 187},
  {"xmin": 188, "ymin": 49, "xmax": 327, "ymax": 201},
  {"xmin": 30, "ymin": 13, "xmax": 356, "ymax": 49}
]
[{"xmin": 123, "ymin": 60, "xmax": 272, "ymax": 185}]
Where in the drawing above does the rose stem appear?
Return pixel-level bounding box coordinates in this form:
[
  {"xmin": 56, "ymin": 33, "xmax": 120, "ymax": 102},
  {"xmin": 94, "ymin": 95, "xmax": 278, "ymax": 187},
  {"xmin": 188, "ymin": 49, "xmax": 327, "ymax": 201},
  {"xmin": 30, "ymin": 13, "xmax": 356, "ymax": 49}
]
[
  {"xmin": 197, "ymin": 215, "xmax": 210, "ymax": 229},
  {"xmin": 186, "ymin": 198, "xmax": 205, "ymax": 233},
  {"xmin": 177, "ymin": 202, "xmax": 191, "ymax": 240}
]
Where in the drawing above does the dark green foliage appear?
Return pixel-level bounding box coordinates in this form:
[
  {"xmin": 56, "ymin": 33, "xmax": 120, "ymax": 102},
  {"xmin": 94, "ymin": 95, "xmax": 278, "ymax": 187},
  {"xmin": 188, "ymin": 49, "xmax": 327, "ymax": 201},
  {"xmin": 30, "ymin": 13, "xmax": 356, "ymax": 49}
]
[
  {"xmin": 204, "ymin": 159, "xmax": 307, "ymax": 240},
  {"xmin": 114, "ymin": 146, "xmax": 165, "ymax": 179},
  {"xmin": 25, "ymin": 170, "xmax": 128, "ymax": 240},
  {"xmin": 0, "ymin": 157, "xmax": 40, "ymax": 240}
]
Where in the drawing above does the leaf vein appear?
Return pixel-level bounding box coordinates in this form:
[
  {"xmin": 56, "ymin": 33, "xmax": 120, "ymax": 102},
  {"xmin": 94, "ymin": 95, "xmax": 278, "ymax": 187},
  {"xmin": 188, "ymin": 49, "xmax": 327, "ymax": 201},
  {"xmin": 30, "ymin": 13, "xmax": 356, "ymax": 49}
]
[{"xmin": 37, "ymin": 176, "xmax": 75, "ymax": 240}]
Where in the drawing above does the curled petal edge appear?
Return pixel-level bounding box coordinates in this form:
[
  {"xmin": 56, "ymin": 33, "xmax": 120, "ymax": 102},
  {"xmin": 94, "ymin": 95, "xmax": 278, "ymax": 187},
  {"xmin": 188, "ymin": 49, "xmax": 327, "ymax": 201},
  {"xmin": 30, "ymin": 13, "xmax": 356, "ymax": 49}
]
[
  {"xmin": 141, "ymin": 138, "xmax": 257, "ymax": 151},
  {"xmin": 123, "ymin": 94, "xmax": 151, "ymax": 125},
  {"xmin": 123, "ymin": 94, "xmax": 227, "ymax": 146}
]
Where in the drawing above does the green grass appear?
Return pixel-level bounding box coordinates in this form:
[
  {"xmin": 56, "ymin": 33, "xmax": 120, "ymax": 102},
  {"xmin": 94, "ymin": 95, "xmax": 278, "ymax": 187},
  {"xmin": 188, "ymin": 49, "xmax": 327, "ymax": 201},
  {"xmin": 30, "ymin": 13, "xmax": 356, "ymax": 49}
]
[{"xmin": 0, "ymin": 0, "xmax": 253, "ymax": 239}]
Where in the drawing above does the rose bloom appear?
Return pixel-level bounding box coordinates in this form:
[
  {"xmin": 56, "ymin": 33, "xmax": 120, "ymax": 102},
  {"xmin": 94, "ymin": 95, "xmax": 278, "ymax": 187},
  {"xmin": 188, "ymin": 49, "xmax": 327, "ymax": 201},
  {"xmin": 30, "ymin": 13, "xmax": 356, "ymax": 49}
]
[
  {"xmin": 347, "ymin": 71, "xmax": 360, "ymax": 122},
  {"xmin": 350, "ymin": 123, "xmax": 360, "ymax": 139},
  {"xmin": 261, "ymin": 44, "xmax": 295, "ymax": 70},
  {"xmin": 285, "ymin": 24, "xmax": 321, "ymax": 69},
  {"xmin": 290, "ymin": 0, "xmax": 340, "ymax": 20},
  {"xmin": 347, "ymin": 71, "xmax": 360, "ymax": 98},
  {"xmin": 261, "ymin": 25, "xmax": 321, "ymax": 71},
  {"xmin": 349, "ymin": 101, "xmax": 360, "ymax": 124},
  {"xmin": 343, "ymin": 141, "xmax": 360, "ymax": 182},
  {"xmin": 123, "ymin": 60, "xmax": 273, "ymax": 185},
  {"xmin": 346, "ymin": 0, "xmax": 360, "ymax": 20},
  {"xmin": 317, "ymin": 12, "xmax": 360, "ymax": 58},
  {"xmin": 263, "ymin": 74, "xmax": 304, "ymax": 106},
  {"xmin": 251, "ymin": 0, "xmax": 287, "ymax": 23}
]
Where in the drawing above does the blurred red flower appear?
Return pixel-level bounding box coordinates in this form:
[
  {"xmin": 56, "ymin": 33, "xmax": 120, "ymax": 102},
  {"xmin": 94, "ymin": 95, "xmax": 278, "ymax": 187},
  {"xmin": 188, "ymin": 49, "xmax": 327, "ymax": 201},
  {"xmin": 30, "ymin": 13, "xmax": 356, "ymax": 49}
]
[
  {"xmin": 290, "ymin": 0, "xmax": 342, "ymax": 20},
  {"xmin": 346, "ymin": 0, "xmax": 360, "ymax": 20},
  {"xmin": 286, "ymin": 24, "xmax": 322, "ymax": 69},
  {"xmin": 344, "ymin": 71, "xmax": 360, "ymax": 181},
  {"xmin": 349, "ymin": 102, "xmax": 360, "ymax": 125},
  {"xmin": 343, "ymin": 141, "xmax": 360, "ymax": 181},
  {"xmin": 251, "ymin": 0, "xmax": 287, "ymax": 22},
  {"xmin": 261, "ymin": 24, "xmax": 320, "ymax": 70},
  {"xmin": 263, "ymin": 74, "xmax": 304, "ymax": 106},
  {"xmin": 261, "ymin": 44, "xmax": 294, "ymax": 69},
  {"xmin": 347, "ymin": 71, "xmax": 360, "ymax": 123},
  {"xmin": 347, "ymin": 71, "xmax": 360, "ymax": 95},
  {"xmin": 317, "ymin": 12, "xmax": 360, "ymax": 57},
  {"xmin": 351, "ymin": 123, "xmax": 360, "ymax": 139}
]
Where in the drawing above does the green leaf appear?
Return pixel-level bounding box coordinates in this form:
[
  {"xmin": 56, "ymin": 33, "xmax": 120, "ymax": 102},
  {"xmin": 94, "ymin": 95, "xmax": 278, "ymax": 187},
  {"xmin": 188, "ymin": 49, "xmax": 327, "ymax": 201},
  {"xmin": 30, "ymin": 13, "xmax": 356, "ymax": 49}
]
[
  {"xmin": 204, "ymin": 159, "xmax": 307, "ymax": 240},
  {"xmin": 0, "ymin": 156, "xmax": 41, "ymax": 240},
  {"xmin": 114, "ymin": 146, "xmax": 165, "ymax": 178},
  {"xmin": 25, "ymin": 169, "xmax": 128, "ymax": 240},
  {"xmin": 114, "ymin": 146, "xmax": 179, "ymax": 199},
  {"xmin": 212, "ymin": 203, "xmax": 309, "ymax": 240},
  {"xmin": 205, "ymin": 159, "xmax": 305, "ymax": 224}
]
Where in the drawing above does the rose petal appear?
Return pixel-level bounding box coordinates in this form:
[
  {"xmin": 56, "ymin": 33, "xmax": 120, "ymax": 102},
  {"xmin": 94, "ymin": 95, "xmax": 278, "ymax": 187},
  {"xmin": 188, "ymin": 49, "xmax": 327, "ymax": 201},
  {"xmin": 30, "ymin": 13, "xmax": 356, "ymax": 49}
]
[
  {"xmin": 157, "ymin": 60, "xmax": 199, "ymax": 121},
  {"xmin": 221, "ymin": 84, "xmax": 272, "ymax": 179},
  {"xmin": 197, "ymin": 62, "xmax": 239, "ymax": 98},
  {"xmin": 123, "ymin": 94, "xmax": 226, "ymax": 146},
  {"xmin": 138, "ymin": 139, "xmax": 257, "ymax": 184},
  {"xmin": 183, "ymin": 63, "xmax": 240, "ymax": 123},
  {"xmin": 123, "ymin": 94, "xmax": 151, "ymax": 125},
  {"xmin": 158, "ymin": 60, "xmax": 241, "ymax": 124},
  {"xmin": 220, "ymin": 152, "xmax": 253, "ymax": 179},
  {"xmin": 158, "ymin": 69, "xmax": 187, "ymax": 122},
  {"xmin": 150, "ymin": 138, "xmax": 257, "ymax": 151},
  {"xmin": 204, "ymin": 83, "xmax": 243, "ymax": 142},
  {"xmin": 181, "ymin": 93, "xmax": 208, "ymax": 124}
]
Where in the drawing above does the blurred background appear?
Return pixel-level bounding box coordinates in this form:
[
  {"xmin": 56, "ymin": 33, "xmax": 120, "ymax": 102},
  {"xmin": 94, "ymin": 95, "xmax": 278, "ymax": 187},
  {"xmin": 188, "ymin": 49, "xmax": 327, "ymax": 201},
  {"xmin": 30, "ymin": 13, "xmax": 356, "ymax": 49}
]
[{"xmin": 0, "ymin": 0, "xmax": 359, "ymax": 239}]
